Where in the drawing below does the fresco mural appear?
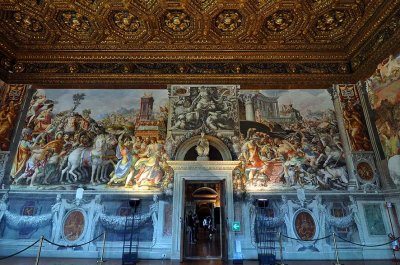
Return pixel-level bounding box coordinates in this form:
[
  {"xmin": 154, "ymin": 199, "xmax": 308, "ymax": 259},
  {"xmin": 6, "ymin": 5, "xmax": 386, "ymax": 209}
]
[
  {"xmin": 9, "ymin": 86, "xmax": 349, "ymax": 193},
  {"xmin": 337, "ymin": 84, "xmax": 372, "ymax": 152},
  {"xmin": 366, "ymin": 53, "xmax": 400, "ymax": 185},
  {"xmin": 0, "ymin": 83, "xmax": 27, "ymax": 151},
  {"xmin": 9, "ymin": 89, "xmax": 174, "ymax": 192},
  {"xmin": 233, "ymin": 89, "xmax": 349, "ymax": 192}
]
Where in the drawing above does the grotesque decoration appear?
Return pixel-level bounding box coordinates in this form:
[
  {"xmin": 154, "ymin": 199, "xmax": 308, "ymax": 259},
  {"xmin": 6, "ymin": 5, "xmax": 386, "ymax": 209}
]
[
  {"xmin": 265, "ymin": 10, "xmax": 294, "ymax": 32},
  {"xmin": 59, "ymin": 11, "xmax": 91, "ymax": 32},
  {"xmin": 214, "ymin": 10, "xmax": 242, "ymax": 32},
  {"xmin": 112, "ymin": 11, "xmax": 140, "ymax": 32},
  {"xmin": 13, "ymin": 12, "xmax": 43, "ymax": 32},
  {"xmin": 169, "ymin": 86, "xmax": 238, "ymax": 132},
  {"xmin": 316, "ymin": 10, "xmax": 346, "ymax": 32},
  {"xmin": 163, "ymin": 10, "xmax": 191, "ymax": 33}
]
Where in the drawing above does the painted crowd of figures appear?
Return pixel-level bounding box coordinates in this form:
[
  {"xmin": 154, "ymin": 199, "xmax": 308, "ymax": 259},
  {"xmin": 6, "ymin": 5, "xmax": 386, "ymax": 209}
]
[
  {"xmin": 9, "ymin": 87, "xmax": 351, "ymax": 192},
  {"xmin": 10, "ymin": 90, "xmax": 173, "ymax": 191},
  {"xmin": 233, "ymin": 109, "xmax": 348, "ymax": 192}
]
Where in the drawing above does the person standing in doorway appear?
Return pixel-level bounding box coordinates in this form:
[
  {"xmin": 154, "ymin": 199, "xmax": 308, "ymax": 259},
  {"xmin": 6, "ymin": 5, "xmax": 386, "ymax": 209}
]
[{"xmin": 186, "ymin": 211, "xmax": 195, "ymax": 244}]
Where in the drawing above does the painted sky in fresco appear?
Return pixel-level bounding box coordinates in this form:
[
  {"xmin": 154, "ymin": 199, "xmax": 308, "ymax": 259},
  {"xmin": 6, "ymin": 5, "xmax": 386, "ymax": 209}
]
[
  {"xmin": 260, "ymin": 89, "xmax": 334, "ymax": 115},
  {"xmin": 41, "ymin": 89, "xmax": 169, "ymax": 120}
]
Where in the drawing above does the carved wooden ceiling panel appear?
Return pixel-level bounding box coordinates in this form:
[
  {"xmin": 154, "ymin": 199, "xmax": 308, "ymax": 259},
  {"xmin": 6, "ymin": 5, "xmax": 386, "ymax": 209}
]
[{"xmin": 0, "ymin": 0, "xmax": 399, "ymax": 88}]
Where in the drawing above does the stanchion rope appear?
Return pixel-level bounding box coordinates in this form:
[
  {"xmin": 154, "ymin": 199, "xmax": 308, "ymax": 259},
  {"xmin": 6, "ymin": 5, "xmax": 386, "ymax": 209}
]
[
  {"xmin": 335, "ymin": 234, "xmax": 400, "ymax": 247},
  {"xmin": 0, "ymin": 238, "xmax": 40, "ymax": 260},
  {"xmin": 43, "ymin": 232, "xmax": 104, "ymax": 248},
  {"xmin": 280, "ymin": 233, "xmax": 332, "ymax": 241}
]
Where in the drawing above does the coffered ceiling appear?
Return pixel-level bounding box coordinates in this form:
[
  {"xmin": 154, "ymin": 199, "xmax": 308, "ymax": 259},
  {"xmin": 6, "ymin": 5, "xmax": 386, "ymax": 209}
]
[{"xmin": 0, "ymin": 0, "xmax": 400, "ymax": 88}]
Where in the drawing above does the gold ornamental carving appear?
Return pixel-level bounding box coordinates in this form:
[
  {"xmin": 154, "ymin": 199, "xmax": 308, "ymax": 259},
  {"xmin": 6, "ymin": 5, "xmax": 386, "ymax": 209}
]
[
  {"xmin": 163, "ymin": 10, "xmax": 191, "ymax": 33},
  {"xmin": 264, "ymin": 10, "xmax": 294, "ymax": 32},
  {"xmin": 214, "ymin": 10, "xmax": 242, "ymax": 32},
  {"xmin": 112, "ymin": 11, "xmax": 141, "ymax": 33},
  {"xmin": 58, "ymin": 11, "xmax": 91, "ymax": 32},
  {"xmin": 13, "ymin": 12, "xmax": 43, "ymax": 32},
  {"xmin": 316, "ymin": 10, "xmax": 346, "ymax": 32}
]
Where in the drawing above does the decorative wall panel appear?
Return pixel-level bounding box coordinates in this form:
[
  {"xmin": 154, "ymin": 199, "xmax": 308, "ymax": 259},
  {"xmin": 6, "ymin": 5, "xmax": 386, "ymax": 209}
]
[
  {"xmin": 366, "ymin": 53, "xmax": 400, "ymax": 186},
  {"xmin": 0, "ymin": 83, "xmax": 27, "ymax": 151}
]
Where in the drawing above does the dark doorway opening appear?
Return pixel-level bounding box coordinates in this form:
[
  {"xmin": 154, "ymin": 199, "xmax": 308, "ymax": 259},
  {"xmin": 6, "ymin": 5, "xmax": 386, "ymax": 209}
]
[{"xmin": 182, "ymin": 181, "xmax": 226, "ymax": 260}]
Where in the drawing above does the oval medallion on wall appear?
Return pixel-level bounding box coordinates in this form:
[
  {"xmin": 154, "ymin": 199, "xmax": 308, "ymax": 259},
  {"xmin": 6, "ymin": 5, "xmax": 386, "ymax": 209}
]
[
  {"xmin": 63, "ymin": 210, "xmax": 85, "ymax": 241},
  {"xmin": 294, "ymin": 211, "xmax": 316, "ymax": 240},
  {"xmin": 356, "ymin": 161, "xmax": 374, "ymax": 181}
]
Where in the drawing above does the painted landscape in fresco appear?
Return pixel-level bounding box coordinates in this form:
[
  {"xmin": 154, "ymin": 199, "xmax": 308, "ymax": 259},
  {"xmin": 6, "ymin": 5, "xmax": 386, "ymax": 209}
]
[
  {"xmin": 366, "ymin": 53, "xmax": 400, "ymax": 185},
  {"xmin": 234, "ymin": 89, "xmax": 348, "ymax": 192},
  {"xmin": 10, "ymin": 89, "xmax": 173, "ymax": 192}
]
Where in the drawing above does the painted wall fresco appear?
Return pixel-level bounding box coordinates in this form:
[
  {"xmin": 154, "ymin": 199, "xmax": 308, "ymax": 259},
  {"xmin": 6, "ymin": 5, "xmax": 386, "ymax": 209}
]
[
  {"xmin": 9, "ymin": 86, "xmax": 349, "ymax": 193},
  {"xmin": 0, "ymin": 83, "xmax": 26, "ymax": 151},
  {"xmin": 10, "ymin": 89, "xmax": 174, "ymax": 193},
  {"xmin": 366, "ymin": 53, "xmax": 400, "ymax": 185},
  {"xmin": 233, "ymin": 89, "xmax": 348, "ymax": 192},
  {"xmin": 337, "ymin": 84, "xmax": 372, "ymax": 152}
]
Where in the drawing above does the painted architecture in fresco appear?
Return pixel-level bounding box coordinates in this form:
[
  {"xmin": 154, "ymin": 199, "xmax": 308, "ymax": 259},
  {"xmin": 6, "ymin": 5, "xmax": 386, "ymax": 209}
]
[
  {"xmin": 8, "ymin": 86, "xmax": 349, "ymax": 193},
  {"xmin": 366, "ymin": 53, "xmax": 400, "ymax": 185}
]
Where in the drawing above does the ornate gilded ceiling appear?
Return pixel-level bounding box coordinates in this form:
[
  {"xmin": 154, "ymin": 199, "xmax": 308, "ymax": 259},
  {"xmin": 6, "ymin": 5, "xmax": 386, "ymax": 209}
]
[{"xmin": 0, "ymin": 0, "xmax": 400, "ymax": 88}]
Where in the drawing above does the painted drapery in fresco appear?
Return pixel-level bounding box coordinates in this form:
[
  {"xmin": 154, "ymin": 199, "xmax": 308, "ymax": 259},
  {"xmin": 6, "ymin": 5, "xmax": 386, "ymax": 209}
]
[
  {"xmin": 366, "ymin": 53, "xmax": 400, "ymax": 185},
  {"xmin": 0, "ymin": 83, "xmax": 26, "ymax": 151},
  {"xmin": 337, "ymin": 84, "xmax": 372, "ymax": 152},
  {"xmin": 10, "ymin": 89, "xmax": 173, "ymax": 193}
]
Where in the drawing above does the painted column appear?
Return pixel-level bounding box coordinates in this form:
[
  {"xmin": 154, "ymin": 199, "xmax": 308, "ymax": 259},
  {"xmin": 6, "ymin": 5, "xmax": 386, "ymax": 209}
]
[
  {"xmin": 329, "ymin": 86, "xmax": 357, "ymax": 189},
  {"xmin": 242, "ymin": 94, "xmax": 255, "ymax": 121}
]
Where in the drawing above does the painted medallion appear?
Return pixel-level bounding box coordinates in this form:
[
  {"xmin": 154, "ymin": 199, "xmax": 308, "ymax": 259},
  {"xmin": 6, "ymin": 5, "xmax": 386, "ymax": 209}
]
[
  {"xmin": 63, "ymin": 210, "xmax": 85, "ymax": 241},
  {"xmin": 294, "ymin": 211, "xmax": 316, "ymax": 240}
]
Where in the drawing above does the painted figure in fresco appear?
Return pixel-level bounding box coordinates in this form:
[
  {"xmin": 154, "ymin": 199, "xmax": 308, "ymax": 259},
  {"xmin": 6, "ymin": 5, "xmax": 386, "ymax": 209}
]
[
  {"xmin": 195, "ymin": 133, "xmax": 209, "ymax": 158},
  {"xmin": 10, "ymin": 128, "xmax": 34, "ymax": 179},
  {"xmin": 63, "ymin": 112, "xmax": 80, "ymax": 134},
  {"xmin": 342, "ymin": 102, "xmax": 371, "ymax": 151},
  {"xmin": 241, "ymin": 128, "xmax": 264, "ymax": 168},
  {"xmin": 133, "ymin": 137, "xmax": 164, "ymax": 187},
  {"xmin": 0, "ymin": 101, "xmax": 17, "ymax": 146},
  {"xmin": 206, "ymin": 111, "xmax": 229, "ymax": 130},
  {"xmin": 26, "ymin": 90, "xmax": 48, "ymax": 126},
  {"xmin": 192, "ymin": 86, "xmax": 217, "ymax": 112},
  {"xmin": 13, "ymin": 144, "xmax": 53, "ymax": 186},
  {"xmin": 33, "ymin": 103, "xmax": 54, "ymax": 133},
  {"xmin": 107, "ymin": 134, "xmax": 134, "ymax": 186},
  {"xmin": 232, "ymin": 161, "xmax": 246, "ymax": 192},
  {"xmin": 376, "ymin": 54, "xmax": 400, "ymax": 82}
]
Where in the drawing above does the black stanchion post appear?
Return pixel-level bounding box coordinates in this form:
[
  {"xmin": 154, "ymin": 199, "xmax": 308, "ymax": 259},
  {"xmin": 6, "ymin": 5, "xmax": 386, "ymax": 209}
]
[{"xmin": 35, "ymin": 235, "xmax": 44, "ymax": 265}]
